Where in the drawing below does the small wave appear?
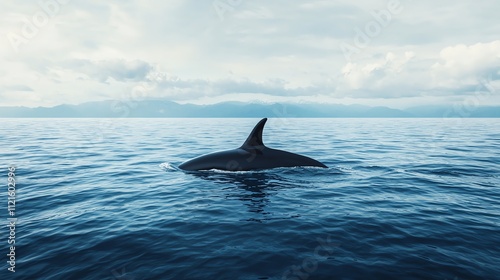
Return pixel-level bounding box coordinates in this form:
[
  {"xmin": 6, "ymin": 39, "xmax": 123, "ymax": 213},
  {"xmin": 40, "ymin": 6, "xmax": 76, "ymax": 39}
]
[
  {"xmin": 413, "ymin": 165, "xmax": 495, "ymax": 178},
  {"xmin": 199, "ymin": 165, "xmax": 329, "ymax": 174},
  {"xmin": 202, "ymin": 168, "xmax": 266, "ymax": 174},
  {"xmin": 159, "ymin": 162, "xmax": 180, "ymax": 172}
]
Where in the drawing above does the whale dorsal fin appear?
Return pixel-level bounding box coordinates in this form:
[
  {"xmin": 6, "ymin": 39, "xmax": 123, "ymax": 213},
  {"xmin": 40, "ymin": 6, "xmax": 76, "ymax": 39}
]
[{"xmin": 241, "ymin": 118, "xmax": 267, "ymax": 150}]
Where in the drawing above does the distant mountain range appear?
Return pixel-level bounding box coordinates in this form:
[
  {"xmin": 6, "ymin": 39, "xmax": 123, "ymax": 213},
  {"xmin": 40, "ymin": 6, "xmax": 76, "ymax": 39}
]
[{"xmin": 1, "ymin": 100, "xmax": 499, "ymax": 117}]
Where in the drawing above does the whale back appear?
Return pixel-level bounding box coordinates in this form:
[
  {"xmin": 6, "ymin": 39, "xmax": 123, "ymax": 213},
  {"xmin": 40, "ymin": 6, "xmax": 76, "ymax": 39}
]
[{"xmin": 178, "ymin": 117, "xmax": 327, "ymax": 171}]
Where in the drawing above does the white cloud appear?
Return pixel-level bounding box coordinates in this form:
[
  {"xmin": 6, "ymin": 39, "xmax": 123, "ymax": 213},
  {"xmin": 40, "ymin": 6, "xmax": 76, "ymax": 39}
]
[
  {"xmin": 340, "ymin": 51, "xmax": 418, "ymax": 95},
  {"xmin": 337, "ymin": 41, "xmax": 499, "ymax": 100},
  {"xmin": 431, "ymin": 40, "xmax": 500, "ymax": 88}
]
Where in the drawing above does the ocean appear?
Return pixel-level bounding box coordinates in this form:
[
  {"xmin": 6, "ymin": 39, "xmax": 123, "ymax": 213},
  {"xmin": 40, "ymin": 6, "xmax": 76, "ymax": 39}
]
[{"xmin": 1, "ymin": 118, "xmax": 499, "ymax": 279}]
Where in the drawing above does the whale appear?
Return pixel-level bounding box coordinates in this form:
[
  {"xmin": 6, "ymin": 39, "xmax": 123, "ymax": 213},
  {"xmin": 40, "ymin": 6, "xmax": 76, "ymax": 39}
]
[{"xmin": 178, "ymin": 118, "xmax": 327, "ymax": 171}]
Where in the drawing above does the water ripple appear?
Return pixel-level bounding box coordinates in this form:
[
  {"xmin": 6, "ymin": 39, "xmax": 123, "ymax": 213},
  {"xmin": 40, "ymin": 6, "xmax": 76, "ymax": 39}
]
[{"xmin": 0, "ymin": 118, "xmax": 499, "ymax": 279}]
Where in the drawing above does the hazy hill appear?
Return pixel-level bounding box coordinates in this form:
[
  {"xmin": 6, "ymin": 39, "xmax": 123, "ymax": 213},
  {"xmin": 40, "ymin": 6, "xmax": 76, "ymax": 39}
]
[{"xmin": 0, "ymin": 100, "xmax": 499, "ymax": 118}]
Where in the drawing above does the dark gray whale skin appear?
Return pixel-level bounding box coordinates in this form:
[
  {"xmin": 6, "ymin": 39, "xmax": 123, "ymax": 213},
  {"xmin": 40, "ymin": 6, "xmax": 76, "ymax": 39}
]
[{"xmin": 178, "ymin": 118, "xmax": 327, "ymax": 171}]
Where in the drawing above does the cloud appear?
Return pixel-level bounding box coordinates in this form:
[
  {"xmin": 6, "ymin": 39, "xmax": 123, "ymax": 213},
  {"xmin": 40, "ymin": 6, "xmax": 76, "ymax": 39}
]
[
  {"xmin": 137, "ymin": 75, "xmax": 334, "ymax": 101},
  {"xmin": 69, "ymin": 59, "xmax": 153, "ymax": 83},
  {"xmin": 341, "ymin": 51, "xmax": 415, "ymax": 90},
  {"xmin": 4, "ymin": 85, "xmax": 34, "ymax": 91},
  {"xmin": 431, "ymin": 40, "xmax": 500, "ymax": 88},
  {"xmin": 338, "ymin": 50, "xmax": 427, "ymax": 98},
  {"xmin": 337, "ymin": 40, "xmax": 500, "ymax": 99},
  {"xmin": 0, "ymin": 0, "xmax": 499, "ymax": 107}
]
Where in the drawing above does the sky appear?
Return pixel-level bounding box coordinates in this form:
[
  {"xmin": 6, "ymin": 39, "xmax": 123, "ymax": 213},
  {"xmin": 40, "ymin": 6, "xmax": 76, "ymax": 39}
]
[{"xmin": 1, "ymin": 0, "xmax": 499, "ymax": 108}]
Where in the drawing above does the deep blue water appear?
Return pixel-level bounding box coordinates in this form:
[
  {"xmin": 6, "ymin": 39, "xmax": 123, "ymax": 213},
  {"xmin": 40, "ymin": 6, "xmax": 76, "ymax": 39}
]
[{"xmin": 1, "ymin": 118, "xmax": 499, "ymax": 280}]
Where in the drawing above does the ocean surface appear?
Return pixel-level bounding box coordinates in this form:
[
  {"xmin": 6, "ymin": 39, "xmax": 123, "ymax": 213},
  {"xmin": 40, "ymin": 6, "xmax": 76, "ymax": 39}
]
[{"xmin": 1, "ymin": 118, "xmax": 499, "ymax": 280}]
